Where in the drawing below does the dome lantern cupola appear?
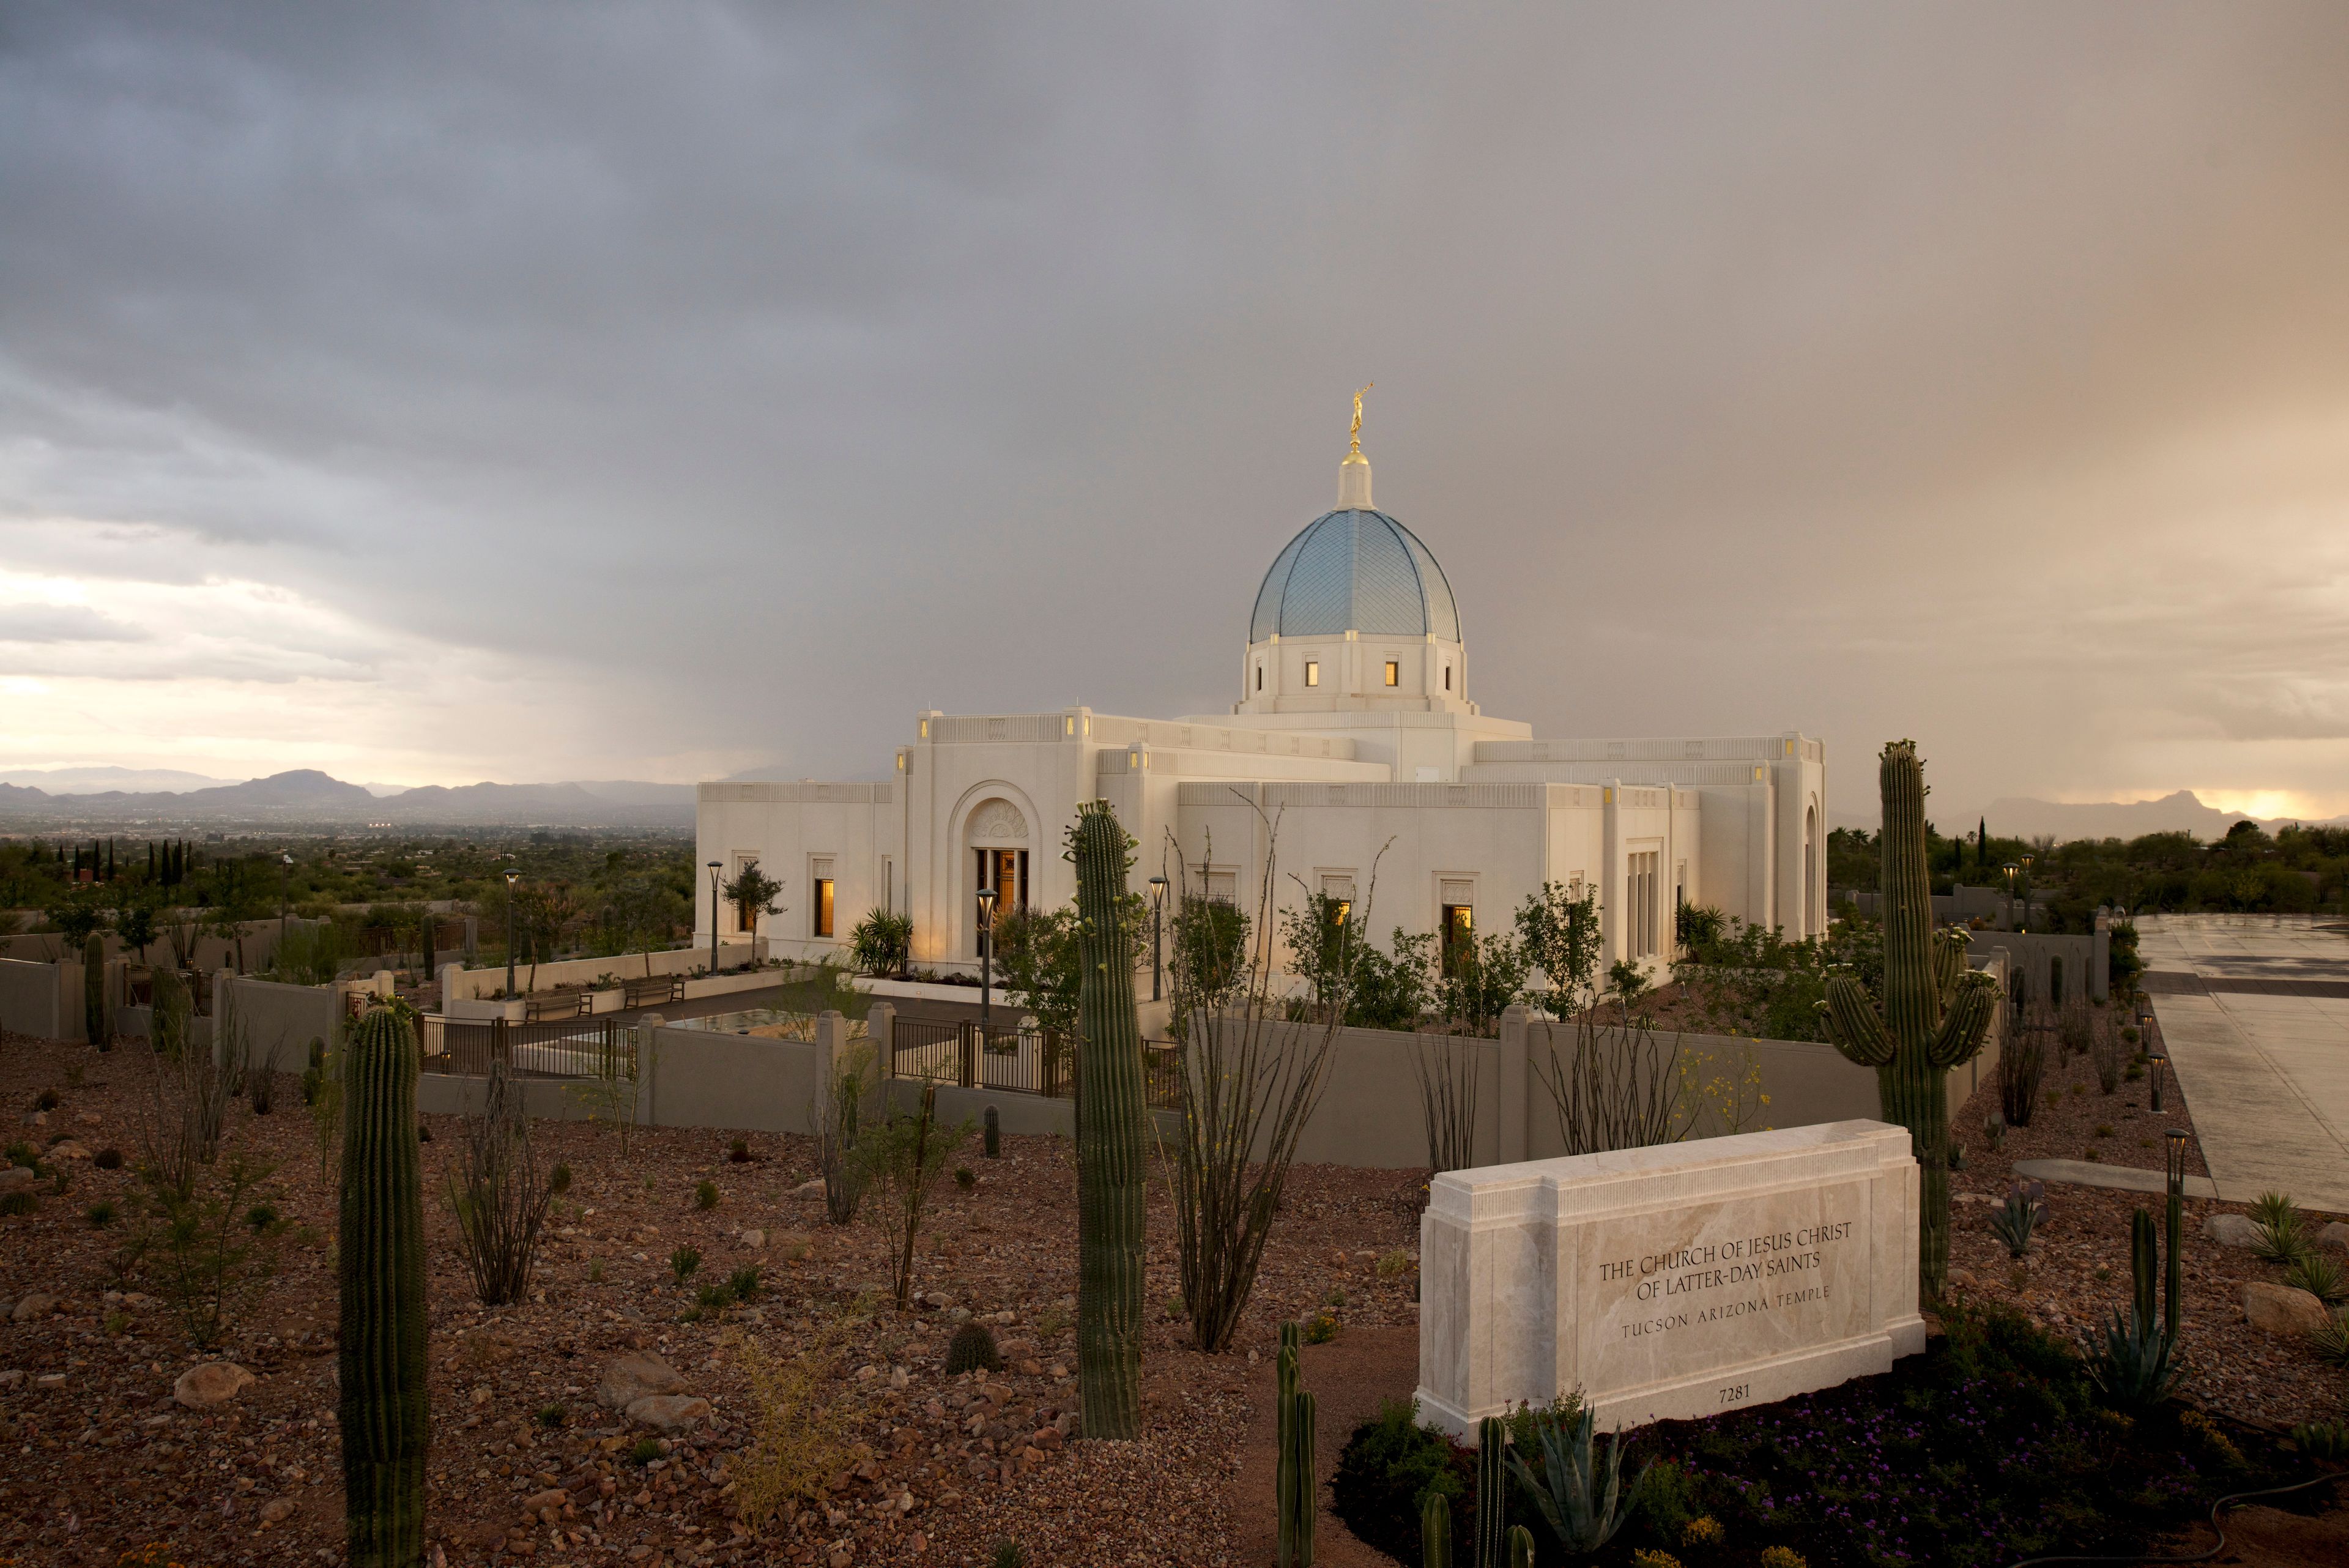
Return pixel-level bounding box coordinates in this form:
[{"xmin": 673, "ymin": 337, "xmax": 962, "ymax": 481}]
[{"xmin": 1234, "ymin": 394, "xmax": 1472, "ymax": 718}]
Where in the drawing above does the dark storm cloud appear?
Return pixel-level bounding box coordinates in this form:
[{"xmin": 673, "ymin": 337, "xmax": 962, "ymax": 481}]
[{"xmin": 5, "ymin": 3, "xmax": 2349, "ymax": 812}]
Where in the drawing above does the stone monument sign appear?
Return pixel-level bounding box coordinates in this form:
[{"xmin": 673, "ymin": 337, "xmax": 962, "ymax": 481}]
[{"xmin": 1416, "ymin": 1120, "xmax": 1924, "ymax": 1435}]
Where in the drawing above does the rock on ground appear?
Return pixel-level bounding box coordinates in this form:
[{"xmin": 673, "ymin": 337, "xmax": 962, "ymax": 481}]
[
  {"xmin": 2241, "ymin": 1282, "xmax": 2331, "ymax": 1338},
  {"xmin": 596, "ymin": 1350, "xmax": 686, "ymax": 1410},
  {"xmin": 11, "ymin": 1293, "xmax": 56, "ymax": 1323},
  {"xmin": 2319, "ymin": 1221, "xmax": 2349, "ymax": 1254},
  {"xmin": 2203, "ymin": 1213, "xmax": 2260, "ymax": 1248},
  {"xmin": 625, "ymin": 1393, "xmax": 712, "ymax": 1431},
  {"xmin": 174, "ymin": 1361, "xmax": 256, "ymax": 1408}
]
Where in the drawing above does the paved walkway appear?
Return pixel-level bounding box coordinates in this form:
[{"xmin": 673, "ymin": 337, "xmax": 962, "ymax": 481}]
[{"xmin": 2138, "ymin": 914, "xmax": 2349, "ymax": 1215}]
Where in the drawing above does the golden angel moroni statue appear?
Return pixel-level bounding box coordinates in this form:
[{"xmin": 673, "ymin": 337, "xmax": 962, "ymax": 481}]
[{"xmin": 1350, "ymin": 383, "xmax": 1373, "ymax": 453}]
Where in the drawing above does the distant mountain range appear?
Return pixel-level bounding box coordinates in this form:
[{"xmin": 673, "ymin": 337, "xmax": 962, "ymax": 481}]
[
  {"xmin": 1826, "ymin": 789, "xmax": 2349, "ymax": 842},
  {"xmin": 0, "ymin": 768, "xmax": 695, "ymax": 827}
]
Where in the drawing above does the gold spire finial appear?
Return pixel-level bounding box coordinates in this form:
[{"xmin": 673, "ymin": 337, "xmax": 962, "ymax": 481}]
[{"xmin": 1349, "ymin": 383, "xmax": 1373, "ymax": 456}]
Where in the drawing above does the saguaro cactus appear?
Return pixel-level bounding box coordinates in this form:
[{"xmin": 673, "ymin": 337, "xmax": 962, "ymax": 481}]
[
  {"xmin": 1277, "ymin": 1328, "xmax": 1303, "ymax": 1564},
  {"xmin": 984, "ymin": 1102, "xmax": 1001, "ymax": 1159},
  {"xmin": 1505, "ymin": 1525, "xmax": 1536, "ymax": 1568},
  {"xmin": 1474, "ymin": 1416, "xmax": 1507, "ymax": 1567},
  {"xmin": 1822, "ymin": 741, "xmax": 1995, "ymax": 1298},
  {"xmin": 1420, "ymin": 1488, "xmax": 1452, "ymax": 1568},
  {"xmin": 83, "ymin": 931, "xmax": 109, "ymax": 1049},
  {"xmin": 1071, "ymin": 799, "xmax": 1146, "ymax": 1440},
  {"xmin": 338, "ymin": 1006, "xmax": 429, "ymax": 1567},
  {"xmin": 1285, "ymin": 1388, "xmax": 1318, "ymax": 1567}
]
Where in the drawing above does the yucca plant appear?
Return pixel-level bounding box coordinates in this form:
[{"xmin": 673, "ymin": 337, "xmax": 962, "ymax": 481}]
[
  {"xmin": 1987, "ymin": 1180, "xmax": 2045, "ymax": 1258},
  {"xmin": 2309, "ymin": 1307, "xmax": 2349, "ymax": 1369},
  {"xmin": 2283, "ymin": 1250, "xmax": 2346, "ymax": 1307},
  {"xmin": 1508, "ymin": 1405, "xmax": 1644, "ymax": 1555},
  {"xmin": 2248, "ymin": 1191, "xmax": 2307, "ymax": 1265}
]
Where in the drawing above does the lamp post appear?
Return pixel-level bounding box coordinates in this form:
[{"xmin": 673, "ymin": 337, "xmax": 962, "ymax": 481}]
[
  {"xmin": 502, "ymin": 866, "xmax": 521, "ymax": 999},
  {"xmin": 2002, "ymin": 861, "xmax": 2020, "ymax": 931},
  {"xmin": 707, "ymin": 860, "xmax": 724, "ymax": 976},
  {"xmin": 2165, "ymin": 1126, "xmax": 2190, "ymax": 1202},
  {"xmin": 278, "ymin": 851, "xmax": 293, "ymax": 948},
  {"xmin": 976, "ymin": 885, "xmax": 1000, "ymax": 1030},
  {"xmin": 1148, "ymin": 874, "xmax": 1169, "ymax": 1002},
  {"xmin": 2019, "ymin": 853, "xmax": 2034, "ymax": 932},
  {"xmin": 2148, "ymin": 1047, "xmax": 2168, "ymax": 1113}
]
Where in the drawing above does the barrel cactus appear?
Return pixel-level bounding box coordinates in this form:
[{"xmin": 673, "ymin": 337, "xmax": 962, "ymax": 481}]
[
  {"xmin": 1071, "ymin": 800, "xmax": 1146, "ymax": 1440},
  {"xmin": 338, "ymin": 1006, "xmax": 429, "ymax": 1566},
  {"xmin": 1821, "ymin": 741, "xmax": 1995, "ymax": 1298}
]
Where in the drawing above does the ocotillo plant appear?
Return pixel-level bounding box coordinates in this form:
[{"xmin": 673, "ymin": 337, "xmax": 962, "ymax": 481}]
[
  {"xmin": 339, "ymin": 1006, "xmax": 429, "ymax": 1567},
  {"xmin": 1475, "ymin": 1415, "xmax": 1507, "ymax": 1567},
  {"xmin": 1822, "ymin": 741, "xmax": 1995, "ymax": 1297},
  {"xmin": 1071, "ymin": 799, "xmax": 1146, "ymax": 1440},
  {"xmin": 984, "ymin": 1102, "xmax": 1001, "ymax": 1159},
  {"xmin": 83, "ymin": 932, "xmax": 109, "ymax": 1049},
  {"xmin": 1420, "ymin": 1488, "xmax": 1452, "ymax": 1568}
]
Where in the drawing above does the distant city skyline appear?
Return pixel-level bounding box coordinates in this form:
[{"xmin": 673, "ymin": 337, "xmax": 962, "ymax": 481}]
[{"xmin": 6, "ymin": 6, "xmax": 2348, "ymax": 819}]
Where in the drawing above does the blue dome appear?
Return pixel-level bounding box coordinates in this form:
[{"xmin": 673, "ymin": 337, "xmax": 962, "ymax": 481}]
[{"xmin": 1249, "ymin": 508, "xmax": 1460, "ymax": 642}]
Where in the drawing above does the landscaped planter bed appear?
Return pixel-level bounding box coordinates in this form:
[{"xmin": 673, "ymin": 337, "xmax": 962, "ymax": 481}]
[{"xmin": 0, "ymin": 1027, "xmax": 1424, "ymax": 1566}]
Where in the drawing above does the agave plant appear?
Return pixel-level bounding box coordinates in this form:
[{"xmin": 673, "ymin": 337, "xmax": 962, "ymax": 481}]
[
  {"xmin": 1508, "ymin": 1403, "xmax": 1645, "ymax": 1554},
  {"xmin": 1987, "ymin": 1180, "xmax": 2044, "ymax": 1258}
]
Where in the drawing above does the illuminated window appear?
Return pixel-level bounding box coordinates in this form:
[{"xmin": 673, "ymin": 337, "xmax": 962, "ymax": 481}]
[
  {"xmin": 812, "ymin": 857, "xmax": 835, "ymax": 937},
  {"xmin": 1440, "ymin": 902, "xmax": 1473, "ymax": 975},
  {"xmin": 1444, "ymin": 666, "xmax": 1452, "ymax": 691},
  {"xmin": 1384, "ymin": 661, "xmax": 1399, "ymax": 686},
  {"xmin": 1304, "ymin": 660, "xmax": 1319, "ymax": 687},
  {"xmin": 1255, "ymin": 664, "xmax": 1263, "ymax": 691}
]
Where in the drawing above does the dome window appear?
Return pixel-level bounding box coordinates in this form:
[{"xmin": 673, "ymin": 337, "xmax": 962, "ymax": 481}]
[
  {"xmin": 1304, "ymin": 660, "xmax": 1320, "ymax": 687},
  {"xmin": 1383, "ymin": 661, "xmax": 1399, "ymax": 687},
  {"xmin": 1444, "ymin": 666, "xmax": 1452, "ymax": 691}
]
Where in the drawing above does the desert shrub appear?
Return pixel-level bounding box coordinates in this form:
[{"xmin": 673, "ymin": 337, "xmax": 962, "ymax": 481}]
[
  {"xmin": 536, "ymin": 1403, "xmax": 568, "ymax": 1428},
  {"xmin": 1330, "ymin": 1398, "xmax": 1472, "ymax": 1564},
  {"xmin": 95, "ymin": 1146, "xmax": 124, "ymax": 1170},
  {"xmin": 1758, "ymin": 1550, "xmax": 1808, "ymax": 1568},
  {"xmin": 813, "ymin": 1042, "xmax": 874, "ymax": 1225},
  {"xmin": 0, "ymin": 1191, "xmax": 34, "ymax": 1217},
  {"xmin": 247, "ymin": 1069, "xmax": 275, "ymax": 1117},
  {"xmin": 694, "ymin": 1180, "xmax": 719, "ymax": 1211},
  {"xmin": 1376, "ymin": 1249, "xmax": 1411, "ymax": 1280},
  {"xmin": 629, "ymin": 1436, "xmax": 663, "ymax": 1465},
  {"xmin": 670, "ymin": 1245, "xmax": 701, "ymax": 1282},
  {"xmin": 954, "ymin": 1165, "xmax": 976, "ymax": 1191},
  {"xmin": 727, "ymin": 1305, "xmax": 864, "ymax": 1527},
  {"xmin": 549, "ymin": 1162, "xmax": 571, "ymax": 1194},
  {"xmin": 1998, "ymin": 1022, "xmax": 2045, "ymax": 1128},
  {"xmin": 727, "ymin": 1264, "xmax": 763, "ymax": 1301},
  {"xmin": 729, "ymin": 1139, "xmax": 750, "ymax": 1163},
  {"xmin": 86, "ymin": 1199, "xmax": 117, "ymax": 1227},
  {"xmin": 989, "ymin": 1542, "xmax": 1029, "ymax": 1568},
  {"xmin": 35, "ymin": 1088, "xmax": 59, "ymax": 1111},
  {"xmin": 946, "ymin": 1321, "xmax": 1002, "ymax": 1375},
  {"xmin": 1304, "ymin": 1309, "xmax": 1340, "ymax": 1343},
  {"xmin": 2293, "ymin": 1421, "xmax": 2349, "ymax": 1461},
  {"xmin": 128, "ymin": 1151, "xmax": 285, "ymax": 1348},
  {"xmin": 696, "ymin": 1283, "xmax": 732, "ymax": 1310},
  {"xmin": 445, "ymin": 1063, "xmax": 552, "ymax": 1306},
  {"xmin": 859, "ymin": 1083, "xmax": 970, "ymax": 1311}
]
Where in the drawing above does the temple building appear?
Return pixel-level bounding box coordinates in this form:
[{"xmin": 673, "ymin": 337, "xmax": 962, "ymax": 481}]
[{"xmin": 696, "ymin": 407, "xmax": 1825, "ymax": 977}]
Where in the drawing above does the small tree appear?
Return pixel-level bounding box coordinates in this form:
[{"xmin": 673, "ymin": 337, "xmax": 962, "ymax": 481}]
[
  {"xmin": 846, "ymin": 908, "xmax": 913, "ymax": 978},
  {"xmin": 859, "ymin": 1083, "xmax": 970, "ymax": 1312},
  {"xmin": 43, "ymin": 883, "xmax": 108, "ymax": 962},
  {"xmin": 721, "ymin": 861, "xmax": 784, "ymax": 953},
  {"xmin": 1516, "ymin": 881, "xmax": 1603, "ymax": 1017},
  {"xmin": 812, "ymin": 1041, "xmax": 874, "ymax": 1225}
]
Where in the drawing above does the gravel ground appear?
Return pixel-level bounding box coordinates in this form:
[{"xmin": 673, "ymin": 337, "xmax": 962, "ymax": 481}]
[
  {"xmin": 1941, "ymin": 1030, "xmax": 2349, "ymax": 1427},
  {"xmin": 0, "ymin": 1028, "xmax": 1423, "ymax": 1567}
]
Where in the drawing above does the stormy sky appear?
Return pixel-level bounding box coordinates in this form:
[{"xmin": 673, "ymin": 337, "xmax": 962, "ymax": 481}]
[{"xmin": 4, "ymin": 3, "xmax": 2348, "ymax": 823}]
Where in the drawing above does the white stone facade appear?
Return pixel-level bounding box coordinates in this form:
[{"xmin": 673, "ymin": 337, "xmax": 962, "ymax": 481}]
[{"xmin": 696, "ymin": 440, "xmax": 1828, "ymax": 975}]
